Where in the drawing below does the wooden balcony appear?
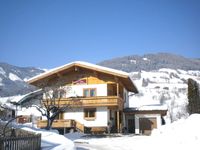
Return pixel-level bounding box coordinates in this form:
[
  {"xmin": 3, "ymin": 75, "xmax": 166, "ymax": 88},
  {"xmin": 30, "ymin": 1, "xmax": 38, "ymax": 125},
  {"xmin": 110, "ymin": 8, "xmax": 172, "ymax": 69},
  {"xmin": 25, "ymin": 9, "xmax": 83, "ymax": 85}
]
[
  {"xmin": 37, "ymin": 119, "xmax": 85, "ymax": 132},
  {"xmin": 44, "ymin": 96, "xmax": 124, "ymax": 109},
  {"xmin": 37, "ymin": 119, "xmax": 74, "ymax": 128}
]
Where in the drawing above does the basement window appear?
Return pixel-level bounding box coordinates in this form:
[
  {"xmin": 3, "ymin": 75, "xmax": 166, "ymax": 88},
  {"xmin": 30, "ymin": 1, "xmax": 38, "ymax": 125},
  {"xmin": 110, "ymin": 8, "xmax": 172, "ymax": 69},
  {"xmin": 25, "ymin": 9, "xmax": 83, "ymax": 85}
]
[{"xmin": 84, "ymin": 108, "xmax": 96, "ymax": 120}]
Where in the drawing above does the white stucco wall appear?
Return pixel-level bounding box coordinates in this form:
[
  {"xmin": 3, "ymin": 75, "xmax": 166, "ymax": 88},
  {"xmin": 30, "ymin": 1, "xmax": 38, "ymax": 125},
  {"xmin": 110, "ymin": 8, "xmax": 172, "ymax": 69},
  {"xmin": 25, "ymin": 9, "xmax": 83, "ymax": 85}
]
[
  {"xmin": 62, "ymin": 84, "xmax": 109, "ymax": 127},
  {"xmin": 66, "ymin": 84, "xmax": 107, "ymax": 97},
  {"xmin": 134, "ymin": 114, "xmax": 161, "ymax": 134},
  {"xmin": 64, "ymin": 107, "xmax": 108, "ymax": 127},
  {"xmin": 123, "ymin": 88, "xmax": 129, "ymax": 108}
]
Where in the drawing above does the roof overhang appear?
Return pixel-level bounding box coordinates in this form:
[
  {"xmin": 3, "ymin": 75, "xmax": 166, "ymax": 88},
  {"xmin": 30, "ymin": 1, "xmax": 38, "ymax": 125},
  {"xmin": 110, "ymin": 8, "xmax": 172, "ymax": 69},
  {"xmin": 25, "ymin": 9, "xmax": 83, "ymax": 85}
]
[{"xmin": 27, "ymin": 61, "xmax": 138, "ymax": 93}]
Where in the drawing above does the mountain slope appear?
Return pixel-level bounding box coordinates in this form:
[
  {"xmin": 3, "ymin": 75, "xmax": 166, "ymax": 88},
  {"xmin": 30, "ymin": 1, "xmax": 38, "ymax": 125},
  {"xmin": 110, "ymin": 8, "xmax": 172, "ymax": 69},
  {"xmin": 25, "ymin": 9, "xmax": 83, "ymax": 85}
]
[
  {"xmin": 98, "ymin": 53, "xmax": 200, "ymax": 72},
  {"xmin": 0, "ymin": 62, "xmax": 44, "ymax": 97}
]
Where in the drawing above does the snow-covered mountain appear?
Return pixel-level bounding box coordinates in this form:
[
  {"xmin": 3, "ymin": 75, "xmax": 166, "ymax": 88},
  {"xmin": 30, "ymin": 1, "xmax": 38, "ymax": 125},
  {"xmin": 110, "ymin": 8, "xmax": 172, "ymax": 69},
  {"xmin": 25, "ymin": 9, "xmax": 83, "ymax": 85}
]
[
  {"xmin": 98, "ymin": 53, "xmax": 200, "ymax": 72},
  {"xmin": 129, "ymin": 68, "xmax": 200, "ymax": 123},
  {"xmin": 0, "ymin": 62, "xmax": 44, "ymax": 97}
]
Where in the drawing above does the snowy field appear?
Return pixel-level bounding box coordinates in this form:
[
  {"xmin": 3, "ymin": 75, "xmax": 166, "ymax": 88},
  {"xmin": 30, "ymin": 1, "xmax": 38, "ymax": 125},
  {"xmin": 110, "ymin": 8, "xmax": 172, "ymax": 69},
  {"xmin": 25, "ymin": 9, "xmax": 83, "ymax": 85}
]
[{"xmin": 66, "ymin": 114, "xmax": 200, "ymax": 150}]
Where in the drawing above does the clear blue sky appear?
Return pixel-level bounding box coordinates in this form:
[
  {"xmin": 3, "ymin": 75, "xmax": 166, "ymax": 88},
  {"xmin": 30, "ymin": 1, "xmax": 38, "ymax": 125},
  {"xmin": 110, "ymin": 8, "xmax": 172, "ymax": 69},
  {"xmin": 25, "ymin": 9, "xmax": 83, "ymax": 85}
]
[{"xmin": 0, "ymin": 0, "xmax": 200, "ymax": 69}]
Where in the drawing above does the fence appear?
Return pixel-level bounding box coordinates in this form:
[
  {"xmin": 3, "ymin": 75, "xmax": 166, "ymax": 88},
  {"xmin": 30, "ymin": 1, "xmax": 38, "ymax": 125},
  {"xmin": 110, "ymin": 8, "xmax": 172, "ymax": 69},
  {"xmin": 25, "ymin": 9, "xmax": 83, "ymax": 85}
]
[
  {"xmin": 0, "ymin": 122, "xmax": 41, "ymax": 150},
  {"xmin": 0, "ymin": 134, "xmax": 41, "ymax": 150}
]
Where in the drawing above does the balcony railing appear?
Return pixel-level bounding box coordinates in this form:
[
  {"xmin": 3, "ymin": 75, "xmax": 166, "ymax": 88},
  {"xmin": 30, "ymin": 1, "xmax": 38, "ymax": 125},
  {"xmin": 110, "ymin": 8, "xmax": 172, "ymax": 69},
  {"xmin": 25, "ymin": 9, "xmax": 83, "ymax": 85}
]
[
  {"xmin": 37, "ymin": 119, "xmax": 85, "ymax": 132},
  {"xmin": 37, "ymin": 119, "xmax": 74, "ymax": 128},
  {"xmin": 44, "ymin": 96, "xmax": 124, "ymax": 108}
]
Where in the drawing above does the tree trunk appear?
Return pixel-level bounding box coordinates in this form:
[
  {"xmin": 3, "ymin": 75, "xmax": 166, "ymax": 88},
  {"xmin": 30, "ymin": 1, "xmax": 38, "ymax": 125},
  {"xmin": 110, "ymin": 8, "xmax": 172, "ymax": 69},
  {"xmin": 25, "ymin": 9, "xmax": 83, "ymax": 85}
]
[
  {"xmin": 46, "ymin": 115, "xmax": 58, "ymax": 130},
  {"xmin": 46, "ymin": 118, "xmax": 52, "ymax": 130}
]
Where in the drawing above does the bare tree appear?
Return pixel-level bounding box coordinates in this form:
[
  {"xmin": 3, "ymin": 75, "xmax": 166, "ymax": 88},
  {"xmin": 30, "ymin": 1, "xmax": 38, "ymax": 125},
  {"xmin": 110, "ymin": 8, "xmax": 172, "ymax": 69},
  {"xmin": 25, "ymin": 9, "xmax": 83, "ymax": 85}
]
[
  {"xmin": 0, "ymin": 102, "xmax": 12, "ymax": 120},
  {"xmin": 0, "ymin": 102, "xmax": 6, "ymax": 119},
  {"xmin": 29, "ymin": 77, "xmax": 82, "ymax": 130}
]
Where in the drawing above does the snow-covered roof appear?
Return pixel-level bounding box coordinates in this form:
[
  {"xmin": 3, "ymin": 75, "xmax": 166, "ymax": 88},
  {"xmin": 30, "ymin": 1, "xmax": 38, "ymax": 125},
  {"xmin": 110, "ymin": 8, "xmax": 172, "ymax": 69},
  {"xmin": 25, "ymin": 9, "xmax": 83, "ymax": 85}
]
[
  {"xmin": 27, "ymin": 61, "xmax": 129, "ymax": 82},
  {"xmin": 124, "ymin": 104, "xmax": 167, "ymax": 115},
  {"xmin": 0, "ymin": 90, "xmax": 43, "ymax": 110},
  {"xmin": 27, "ymin": 61, "xmax": 138, "ymax": 92},
  {"xmin": 136, "ymin": 104, "xmax": 168, "ymax": 111},
  {"xmin": 12, "ymin": 89, "xmax": 43, "ymax": 105}
]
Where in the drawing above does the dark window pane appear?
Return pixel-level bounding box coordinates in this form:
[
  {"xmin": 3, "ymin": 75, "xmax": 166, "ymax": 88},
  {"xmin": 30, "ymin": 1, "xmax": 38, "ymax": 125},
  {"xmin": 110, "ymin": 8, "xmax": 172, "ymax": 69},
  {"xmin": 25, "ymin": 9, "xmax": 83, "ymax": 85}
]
[
  {"xmin": 89, "ymin": 110, "xmax": 95, "ymax": 117},
  {"xmin": 84, "ymin": 108, "xmax": 96, "ymax": 119},
  {"xmin": 90, "ymin": 89, "xmax": 96, "ymax": 97},
  {"xmin": 84, "ymin": 89, "xmax": 89, "ymax": 97}
]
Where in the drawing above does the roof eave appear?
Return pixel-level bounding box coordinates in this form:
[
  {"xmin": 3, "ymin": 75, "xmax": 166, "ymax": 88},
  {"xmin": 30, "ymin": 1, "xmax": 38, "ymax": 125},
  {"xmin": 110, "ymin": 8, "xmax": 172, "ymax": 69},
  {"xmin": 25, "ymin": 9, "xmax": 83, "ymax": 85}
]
[{"xmin": 27, "ymin": 61, "xmax": 130, "ymax": 84}]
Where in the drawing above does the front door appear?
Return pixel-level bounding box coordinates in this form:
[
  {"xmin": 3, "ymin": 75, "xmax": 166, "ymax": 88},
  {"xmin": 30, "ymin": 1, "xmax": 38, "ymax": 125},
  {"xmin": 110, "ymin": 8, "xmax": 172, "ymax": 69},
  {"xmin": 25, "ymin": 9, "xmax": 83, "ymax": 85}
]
[{"xmin": 128, "ymin": 119, "xmax": 135, "ymax": 133}]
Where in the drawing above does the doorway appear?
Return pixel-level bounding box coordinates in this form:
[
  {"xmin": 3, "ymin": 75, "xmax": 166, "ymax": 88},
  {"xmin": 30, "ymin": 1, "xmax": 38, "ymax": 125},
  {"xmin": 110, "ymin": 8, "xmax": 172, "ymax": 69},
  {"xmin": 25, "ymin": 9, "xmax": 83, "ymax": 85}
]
[{"xmin": 128, "ymin": 119, "xmax": 135, "ymax": 133}]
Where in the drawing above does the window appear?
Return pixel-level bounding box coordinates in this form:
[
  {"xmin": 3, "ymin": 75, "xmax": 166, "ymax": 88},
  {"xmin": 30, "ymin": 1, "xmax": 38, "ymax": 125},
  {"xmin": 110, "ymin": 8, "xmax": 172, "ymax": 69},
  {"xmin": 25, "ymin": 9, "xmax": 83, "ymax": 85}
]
[
  {"xmin": 55, "ymin": 112, "xmax": 64, "ymax": 120},
  {"xmin": 52, "ymin": 88, "xmax": 66, "ymax": 98},
  {"xmin": 83, "ymin": 89, "xmax": 90, "ymax": 97},
  {"xmin": 83, "ymin": 88, "xmax": 96, "ymax": 97},
  {"xmin": 90, "ymin": 89, "xmax": 96, "ymax": 97},
  {"xmin": 84, "ymin": 108, "xmax": 96, "ymax": 120}
]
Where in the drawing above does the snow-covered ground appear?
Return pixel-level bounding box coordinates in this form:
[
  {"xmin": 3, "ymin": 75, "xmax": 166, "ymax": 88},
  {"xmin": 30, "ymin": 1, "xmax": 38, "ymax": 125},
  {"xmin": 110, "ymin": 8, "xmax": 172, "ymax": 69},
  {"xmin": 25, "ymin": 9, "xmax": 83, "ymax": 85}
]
[
  {"xmin": 2, "ymin": 114, "xmax": 199, "ymax": 150},
  {"xmin": 67, "ymin": 114, "xmax": 200, "ymax": 150},
  {"xmin": 0, "ymin": 121, "xmax": 75, "ymax": 150},
  {"xmin": 22, "ymin": 126, "xmax": 75, "ymax": 150}
]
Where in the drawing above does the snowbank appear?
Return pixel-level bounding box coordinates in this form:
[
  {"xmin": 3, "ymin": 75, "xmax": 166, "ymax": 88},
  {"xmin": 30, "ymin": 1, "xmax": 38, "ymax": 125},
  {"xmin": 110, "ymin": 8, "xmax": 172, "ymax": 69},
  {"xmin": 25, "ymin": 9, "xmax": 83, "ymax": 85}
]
[
  {"xmin": 65, "ymin": 132, "xmax": 85, "ymax": 141},
  {"xmin": 74, "ymin": 114, "xmax": 200, "ymax": 150},
  {"xmin": 0, "ymin": 121, "xmax": 75, "ymax": 150},
  {"xmin": 20, "ymin": 126, "xmax": 75, "ymax": 150},
  {"xmin": 151, "ymin": 114, "xmax": 200, "ymax": 149},
  {"xmin": 0, "ymin": 119, "xmax": 75, "ymax": 150}
]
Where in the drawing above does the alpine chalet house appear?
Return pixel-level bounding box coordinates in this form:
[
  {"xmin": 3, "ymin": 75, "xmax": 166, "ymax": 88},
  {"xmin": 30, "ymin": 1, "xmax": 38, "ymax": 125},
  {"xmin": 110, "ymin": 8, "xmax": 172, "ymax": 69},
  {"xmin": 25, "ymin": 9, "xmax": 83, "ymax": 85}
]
[{"xmin": 27, "ymin": 61, "xmax": 166, "ymax": 134}]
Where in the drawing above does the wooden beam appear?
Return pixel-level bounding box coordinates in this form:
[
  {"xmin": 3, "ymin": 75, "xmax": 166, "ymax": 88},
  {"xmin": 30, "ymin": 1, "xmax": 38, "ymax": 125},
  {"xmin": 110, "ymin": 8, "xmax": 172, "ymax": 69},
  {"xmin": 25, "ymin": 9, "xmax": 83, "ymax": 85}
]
[
  {"xmin": 117, "ymin": 110, "xmax": 120, "ymax": 133},
  {"xmin": 93, "ymin": 71, "xmax": 98, "ymax": 77},
  {"xmin": 74, "ymin": 66, "xmax": 79, "ymax": 72},
  {"xmin": 117, "ymin": 83, "xmax": 119, "ymax": 97},
  {"xmin": 56, "ymin": 73, "xmax": 63, "ymax": 78}
]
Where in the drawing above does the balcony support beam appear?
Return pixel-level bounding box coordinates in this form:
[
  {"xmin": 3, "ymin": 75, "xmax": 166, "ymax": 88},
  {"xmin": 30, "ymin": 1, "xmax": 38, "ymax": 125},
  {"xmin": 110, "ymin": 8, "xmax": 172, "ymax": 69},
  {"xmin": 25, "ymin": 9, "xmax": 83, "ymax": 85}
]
[
  {"xmin": 117, "ymin": 83, "xmax": 119, "ymax": 97},
  {"xmin": 117, "ymin": 110, "xmax": 120, "ymax": 133}
]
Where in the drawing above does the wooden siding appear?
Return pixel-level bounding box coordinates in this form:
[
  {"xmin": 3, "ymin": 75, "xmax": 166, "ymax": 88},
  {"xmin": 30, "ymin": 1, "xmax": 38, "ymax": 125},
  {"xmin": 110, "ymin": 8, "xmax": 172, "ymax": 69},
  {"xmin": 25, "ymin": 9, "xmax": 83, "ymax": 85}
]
[
  {"xmin": 27, "ymin": 62, "xmax": 138, "ymax": 93},
  {"xmin": 31, "ymin": 68, "xmax": 126, "ymax": 90}
]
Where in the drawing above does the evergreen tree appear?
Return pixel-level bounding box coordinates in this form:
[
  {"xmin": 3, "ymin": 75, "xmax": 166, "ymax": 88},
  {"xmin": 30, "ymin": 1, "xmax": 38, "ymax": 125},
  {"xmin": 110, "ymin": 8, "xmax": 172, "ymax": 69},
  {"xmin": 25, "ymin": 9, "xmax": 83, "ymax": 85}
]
[{"xmin": 188, "ymin": 78, "xmax": 200, "ymax": 114}]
